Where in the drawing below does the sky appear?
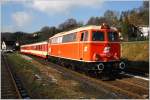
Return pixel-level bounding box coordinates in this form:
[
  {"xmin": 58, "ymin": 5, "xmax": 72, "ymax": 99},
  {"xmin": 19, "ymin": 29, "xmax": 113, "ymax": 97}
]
[{"xmin": 1, "ymin": 0, "xmax": 144, "ymax": 33}]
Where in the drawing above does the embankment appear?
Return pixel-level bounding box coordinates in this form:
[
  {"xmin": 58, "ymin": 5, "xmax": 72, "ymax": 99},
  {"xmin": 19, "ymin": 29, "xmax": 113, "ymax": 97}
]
[{"xmin": 121, "ymin": 41, "xmax": 149, "ymax": 73}]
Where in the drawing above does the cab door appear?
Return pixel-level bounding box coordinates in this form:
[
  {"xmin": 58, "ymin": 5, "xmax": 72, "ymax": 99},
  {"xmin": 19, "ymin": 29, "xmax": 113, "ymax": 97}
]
[{"xmin": 79, "ymin": 31, "xmax": 88, "ymax": 60}]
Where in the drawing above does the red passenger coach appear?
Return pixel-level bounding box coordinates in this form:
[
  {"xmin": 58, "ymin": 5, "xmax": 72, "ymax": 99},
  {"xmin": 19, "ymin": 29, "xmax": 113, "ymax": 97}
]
[
  {"xmin": 48, "ymin": 24, "xmax": 125, "ymax": 74},
  {"xmin": 20, "ymin": 41, "xmax": 48, "ymax": 58}
]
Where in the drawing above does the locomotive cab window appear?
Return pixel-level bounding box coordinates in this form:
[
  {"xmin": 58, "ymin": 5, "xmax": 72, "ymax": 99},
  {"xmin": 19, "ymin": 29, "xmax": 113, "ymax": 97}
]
[
  {"xmin": 80, "ymin": 31, "xmax": 88, "ymax": 41},
  {"xmin": 108, "ymin": 32, "xmax": 118, "ymax": 41},
  {"xmin": 92, "ymin": 31, "xmax": 104, "ymax": 41}
]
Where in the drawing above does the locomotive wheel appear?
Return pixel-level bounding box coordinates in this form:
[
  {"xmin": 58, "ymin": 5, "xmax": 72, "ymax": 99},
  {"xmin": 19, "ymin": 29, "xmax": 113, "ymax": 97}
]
[
  {"xmin": 113, "ymin": 71, "xmax": 122, "ymax": 79},
  {"xmin": 70, "ymin": 64, "xmax": 76, "ymax": 71},
  {"xmin": 101, "ymin": 76, "xmax": 110, "ymax": 81},
  {"xmin": 83, "ymin": 68, "xmax": 89, "ymax": 75},
  {"xmin": 60, "ymin": 62, "xmax": 65, "ymax": 67},
  {"xmin": 87, "ymin": 70, "xmax": 97, "ymax": 77},
  {"xmin": 45, "ymin": 58, "xmax": 49, "ymax": 62},
  {"xmin": 64, "ymin": 63, "xmax": 70, "ymax": 68},
  {"xmin": 101, "ymin": 72, "xmax": 114, "ymax": 81},
  {"xmin": 56, "ymin": 59, "xmax": 61, "ymax": 65}
]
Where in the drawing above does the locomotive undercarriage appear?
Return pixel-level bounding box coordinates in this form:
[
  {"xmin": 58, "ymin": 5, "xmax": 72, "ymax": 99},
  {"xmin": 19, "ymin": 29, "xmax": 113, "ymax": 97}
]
[{"xmin": 48, "ymin": 56, "xmax": 126, "ymax": 80}]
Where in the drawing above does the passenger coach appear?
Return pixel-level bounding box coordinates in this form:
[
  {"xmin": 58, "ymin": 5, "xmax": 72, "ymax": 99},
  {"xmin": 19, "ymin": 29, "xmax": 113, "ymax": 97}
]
[{"xmin": 20, "ymin": 41, "xmax": 48, "ymax": 58}]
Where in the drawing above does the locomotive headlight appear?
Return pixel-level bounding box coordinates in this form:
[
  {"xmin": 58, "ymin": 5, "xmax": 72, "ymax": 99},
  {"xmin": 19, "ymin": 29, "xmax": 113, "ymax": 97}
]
[{"xmin": 103, "ymin": 46, "xmax": 111, "ymax": 57}]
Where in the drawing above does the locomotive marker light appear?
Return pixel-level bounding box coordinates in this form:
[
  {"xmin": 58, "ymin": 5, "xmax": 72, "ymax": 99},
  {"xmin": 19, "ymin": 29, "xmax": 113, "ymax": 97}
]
[
  {"xmin": 119, "ymin": 61, "xmax": 126, "ymax": 70},
  {"xmin": 84, "ymin": 46, "xmax": 88, "ymax": 52}
]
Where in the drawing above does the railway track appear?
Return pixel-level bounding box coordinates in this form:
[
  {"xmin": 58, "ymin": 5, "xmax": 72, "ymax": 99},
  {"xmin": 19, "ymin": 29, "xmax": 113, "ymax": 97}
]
[
  {"xmin": 29, "ymin": 55, "xmax": 149, "ymax": 99},
  {"xmin": 1, "ymin": 53, "xmax": 30, "ymax": 99}
]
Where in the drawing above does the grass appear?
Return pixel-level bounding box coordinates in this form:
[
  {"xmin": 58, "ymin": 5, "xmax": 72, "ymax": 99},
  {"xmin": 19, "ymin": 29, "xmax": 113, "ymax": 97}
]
[
  {"xmin": 121, "ymin": 41, "xmax": 149, "ymax": 62},
  {"xmin": 7, "ymin": 53, "xmax": 105, "ymax": 99},
  {"xmin": 6, "ymin": 53, "xmax": 71, "ymax": 98},
  {"xmin": 7, "ymin": 53, "xmax": 117, "ymax": 99},
  {"xmin": 121, "ymin": 41, "xmax": 149, "ymax": 73}
]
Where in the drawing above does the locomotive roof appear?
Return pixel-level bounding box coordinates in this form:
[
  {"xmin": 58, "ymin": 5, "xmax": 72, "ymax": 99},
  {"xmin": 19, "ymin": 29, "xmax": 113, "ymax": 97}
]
[
  {"xmin": 21, "ymin": 41, "xmax": 47, "ymax": 47},
  {"xmin": 50, "ymin": 25, "xmax": 101, "ymax": 38}
]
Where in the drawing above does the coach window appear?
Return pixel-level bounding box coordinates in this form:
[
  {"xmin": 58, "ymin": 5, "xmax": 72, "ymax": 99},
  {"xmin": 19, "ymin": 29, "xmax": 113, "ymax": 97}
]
[
  {"xmin": 38, "ymin": 45, "xmax": 40, "ymax": 50},
  {"xmin": 39, "ymin": 45, "xmax": 41, "ymax": 51},
  {"xmin": 49, "ymin": 39, "xmax": 51, "ymax": 44},
  {"xmin": 58, "ymin": 36, "xmax": 62, "ymax": 43},
  {"xmin": 40, "ymin": 45, "xmax": 42, "ymax": 51},
  {"xmin": 92, "ymin": 31, "xmax": 104, "ymax": 41},
  {"xmin": 80, "ymin": 31, "xmax": 88, "ymax": 41},
  {"xmin": 51, "ymin": 37, "xmax": 58, "ymax": 44},
  {"xmin": 51, "ymin": 38, "xmax": 54, "ymax": 44},
  {"xmin": 43, "ymin": 44, "xmax": 46, "ymax": 51},
  {"xmin": 42, "ymin": 45, "xmax": 44, "ymax": 51},
  {"xmin": 43, "ymin": 45, "xmax": 45, "ymax": 51}
]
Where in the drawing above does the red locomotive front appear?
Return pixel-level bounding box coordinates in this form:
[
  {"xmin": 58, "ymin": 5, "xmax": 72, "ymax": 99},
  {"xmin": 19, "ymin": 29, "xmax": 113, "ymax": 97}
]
[{"xmin": 91, "ymin": 30, "xmax": 120, "ymax": 62}]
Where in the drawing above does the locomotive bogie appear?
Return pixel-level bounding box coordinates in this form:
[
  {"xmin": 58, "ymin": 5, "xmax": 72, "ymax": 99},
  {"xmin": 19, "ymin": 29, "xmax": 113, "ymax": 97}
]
[{"xmin": 48, "ymin": 54, "xmax": 124, "ymax": 75}]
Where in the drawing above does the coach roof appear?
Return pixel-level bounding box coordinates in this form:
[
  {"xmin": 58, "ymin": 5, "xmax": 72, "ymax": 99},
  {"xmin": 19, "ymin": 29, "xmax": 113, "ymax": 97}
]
[{"xmin": 21, "ymin": 41, "xmax": 47, "ymax": 47}]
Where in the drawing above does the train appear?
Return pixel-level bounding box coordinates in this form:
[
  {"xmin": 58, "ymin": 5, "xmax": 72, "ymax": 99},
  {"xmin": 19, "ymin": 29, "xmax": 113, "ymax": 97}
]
[{"xmin": 20, "ymin": 24, "xmax": 126, "ymax": 77}]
